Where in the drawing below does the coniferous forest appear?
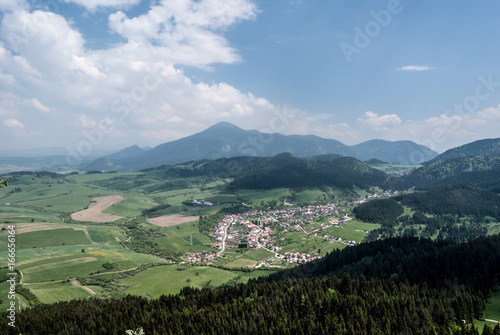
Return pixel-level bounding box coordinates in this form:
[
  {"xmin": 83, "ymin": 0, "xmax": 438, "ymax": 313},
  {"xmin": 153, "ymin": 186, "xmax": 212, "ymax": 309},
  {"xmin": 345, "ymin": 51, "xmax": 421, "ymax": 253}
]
[{"xmin": 2, "ymin": 235, "xmax": 500, "ymax": 335}]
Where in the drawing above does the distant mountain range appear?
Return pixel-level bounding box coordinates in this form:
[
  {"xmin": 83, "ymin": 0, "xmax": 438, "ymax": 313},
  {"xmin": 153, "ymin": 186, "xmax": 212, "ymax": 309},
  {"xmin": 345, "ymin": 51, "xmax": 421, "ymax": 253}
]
[
  {"xmin": 83, "ymin": 122, "xmax": 438, "ymax": 171},
  {"xmin": 4, "ymin": 123, "xmax": 500, "ymax": 177}
]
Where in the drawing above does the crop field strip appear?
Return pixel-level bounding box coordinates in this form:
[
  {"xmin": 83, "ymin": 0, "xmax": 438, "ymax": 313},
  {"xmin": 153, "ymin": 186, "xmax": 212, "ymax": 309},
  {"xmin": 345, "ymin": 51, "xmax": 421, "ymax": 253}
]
[{"xmin": 0, "ymin": 170, "xmax": 383, "ymax": 309}]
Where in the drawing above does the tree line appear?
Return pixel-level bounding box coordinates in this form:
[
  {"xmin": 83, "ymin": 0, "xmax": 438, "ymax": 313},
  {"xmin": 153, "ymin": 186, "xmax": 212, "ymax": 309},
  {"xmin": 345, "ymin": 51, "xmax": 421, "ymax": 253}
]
[{"xmin": 3, "ymin": 235, "xmax": 500, "ymax": 334}]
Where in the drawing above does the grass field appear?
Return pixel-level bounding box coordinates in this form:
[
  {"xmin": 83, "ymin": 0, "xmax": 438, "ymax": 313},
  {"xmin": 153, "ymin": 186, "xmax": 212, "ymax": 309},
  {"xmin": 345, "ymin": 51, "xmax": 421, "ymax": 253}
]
[
  {"xmin": 16, "ymin": 228, "xmax": 91, "ymax": 249},
  {"xmin": 0, "ymin": 206, "xmax": 62, "ymax": 224},
  {"xmin": 485, "ymin": 289, "xmax": 500, "ymax": 322},
  {"xmin": 16, "ymin": 244, "xmax": 162, "ymax": 283},
  {"xmin": 326, "ymin": 219, "xmax": 380, "ymax": 242},
  {"xmin": 0, "ymin": 170, "xmax": 424, "ymax": 311},
  {"xmin": 224, "ymin": 258, "xmax": 258, "ymax": 269},
  {"xmin": 153, "ymin": 220, "xmax": 216, "ymax": 254},
  {"xmin": 27, "ymin": 281, "xmax": 92, "ymax": 304},
  {"xmin": 121, "ymin": 265, "xmax": 273, "ymax": 297}
]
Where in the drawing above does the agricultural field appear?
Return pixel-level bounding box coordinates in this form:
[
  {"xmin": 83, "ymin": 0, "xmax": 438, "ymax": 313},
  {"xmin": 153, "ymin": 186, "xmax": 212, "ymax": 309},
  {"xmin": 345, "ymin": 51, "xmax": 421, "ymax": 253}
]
[
  {"xmin": 152, "ymin": 220, "xmax": 215, "ymax": 254},
  {"xmin": 367, "ymin": 162, "xmax": 420, "ymax": 175},
  {"xmin": 121, "ymin": 265, "xmax": 274, "ymax": 297},
  {"xmin": 0, "ymin": 170, "xmax": 382, "ymax": 309}
]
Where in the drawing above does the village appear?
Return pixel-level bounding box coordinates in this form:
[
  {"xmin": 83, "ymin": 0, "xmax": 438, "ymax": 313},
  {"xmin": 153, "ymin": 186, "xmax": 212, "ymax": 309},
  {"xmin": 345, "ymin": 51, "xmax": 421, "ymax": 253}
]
[
  {"xmin": 184, "ymin": 190, "xmax": 404, "ymax": 265},
  {"xmin": 185, "ymin": 198, "xmax": 384, "ymax": 266}
]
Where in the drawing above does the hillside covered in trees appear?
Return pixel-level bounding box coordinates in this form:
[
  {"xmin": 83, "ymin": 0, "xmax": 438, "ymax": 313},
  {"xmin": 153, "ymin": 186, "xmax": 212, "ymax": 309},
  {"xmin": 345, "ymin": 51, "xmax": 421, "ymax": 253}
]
[
  {"xmin": 395, "ymin": 138, "xmax": 500, "ymax": 192},
  {"xmin": 353, "ymin": 184, "xmax": 500, "ymax": 242},
  {"xmin": 3, "ymin": 235, "xmax": 500, "ymax": 334},
  {"xmin": 399, "ymin": 156, "xmax": 500, "ymax": 191},
  {"xmin": 142, "ymin": 153, "xmax": 389, "ymax": 191},
  {"xmin": 229, "ymin": 154, "xmax": 388, "ymax": 190}
]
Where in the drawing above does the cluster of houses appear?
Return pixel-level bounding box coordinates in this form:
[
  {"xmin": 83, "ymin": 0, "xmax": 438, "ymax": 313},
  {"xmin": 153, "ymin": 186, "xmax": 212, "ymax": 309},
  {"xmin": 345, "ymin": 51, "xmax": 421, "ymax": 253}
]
[
  {"xmin": 187, "ymin": 192, "xmax": 406, "ymax": 265},
  {"xmin": 283, "ymin": 252, "xmax": 320, "ymax": 264},
  {"xmin": 185, "ymin": 251, "xmax": 221, "ymax": 263},
  {"xmin": 213, "ymin": 215, "xmax": 274, "ymax": 249},
  {"xmin": 212, "ymin": 203, "xmax": 351, "ymax": 253},
  {"xmin": 186, "ymin": 202, "xmax": 367, "ymax": 264},
  {"xmin": 242, "ymin": 204, "xmax": 340, "ymax": 227}
]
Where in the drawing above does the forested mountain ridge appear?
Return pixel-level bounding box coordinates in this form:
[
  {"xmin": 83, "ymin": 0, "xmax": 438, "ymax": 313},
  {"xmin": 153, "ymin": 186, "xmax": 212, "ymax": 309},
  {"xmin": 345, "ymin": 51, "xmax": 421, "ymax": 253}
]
[
  {"xmin": 398, "ymin": 138, "xmax": 500, "ymax": 191},
  {"xmin": 143, "ymin": 152, "xmax": 389, "ymax": 191},
  {"xmin": 400, "ymin": 156, "xmax": 500, "ymax": 191},
  {"xmin": 260, "ymin": 234, "xmax": 500, "ymax": 298},
  {"xmin": 228, "ymin": 153, "xmax": 389, "ymax": 190},
  {"xmin": 353, "ymin": 184, "xmax": 500, "ymax": 242},
  {"xmin": 351, "ymin": 139, "xmax": 438, "ymax": 165},
  {"xmin": 392, "ymin": 184, "xmax": 500, "ymax": 219},
  {"xmin": 426, "ymin": 138, "xmax": 500, "ymax": 164}
]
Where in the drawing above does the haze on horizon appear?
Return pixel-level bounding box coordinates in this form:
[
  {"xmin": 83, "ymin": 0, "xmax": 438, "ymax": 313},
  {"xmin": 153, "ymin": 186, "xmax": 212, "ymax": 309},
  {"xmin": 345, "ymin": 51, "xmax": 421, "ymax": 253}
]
[{"xmin": 1, "ymin": 0, "xmax": 500, "ymax": 155}]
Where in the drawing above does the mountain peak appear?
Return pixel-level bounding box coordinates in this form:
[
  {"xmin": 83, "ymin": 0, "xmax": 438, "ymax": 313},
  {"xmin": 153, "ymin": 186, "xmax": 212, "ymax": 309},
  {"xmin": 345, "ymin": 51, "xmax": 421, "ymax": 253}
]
[{"xmin": 205, "ymin": 122, "xmax": 243, "ymax": 131}]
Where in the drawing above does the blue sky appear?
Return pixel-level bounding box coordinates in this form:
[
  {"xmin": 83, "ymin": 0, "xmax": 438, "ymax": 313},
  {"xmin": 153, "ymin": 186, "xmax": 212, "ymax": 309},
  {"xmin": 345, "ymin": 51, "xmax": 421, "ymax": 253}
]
[{"xmin": 1, "ymin": 0, "xmax": 500, "ymax": 158}]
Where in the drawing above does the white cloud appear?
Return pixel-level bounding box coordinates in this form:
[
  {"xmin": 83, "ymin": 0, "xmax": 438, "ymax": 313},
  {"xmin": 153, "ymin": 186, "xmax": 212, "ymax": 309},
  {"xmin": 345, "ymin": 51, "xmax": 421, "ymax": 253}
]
[
  {"xmin": 28, "ymin": 98, "xmax": 50, "ymax": 113},
  {"xmin": 357, "ymin": 111, "xmax": 402, "ymax": 130},
  {"xmin": 107, "ymin": 0, "xmax": 258, "ymax": 68},
  {"xmin": 477, "ymin": 105, "xmax": 500, "ymax": 120},
  {"xmin": 70, "ymin": 55, "xmax": 105, "ymax": 79},
  {"xmin": 3, "ymin": 118, "xmax": 25, "ymax": 128},
  {"xmin": 398, "ymin": 65, "xmax": 435, "ymax": 72},
  {"xmin": 10, "ymin": 1, "xmax": 494, "ymax": 155},
  {"xmin": 0, "ymin": 1, "xmax": 277, "ymax": 151},
  {"xmin": 62, "ymin": 0, "xmax": 141, "ymax": 11},
  {"xmin": 1, "ymin": 10, "xmax": 86, "ymax": 74},
  {"xmin": 0, "ymin": 0, "xmax": 28, "ymax": 11}
]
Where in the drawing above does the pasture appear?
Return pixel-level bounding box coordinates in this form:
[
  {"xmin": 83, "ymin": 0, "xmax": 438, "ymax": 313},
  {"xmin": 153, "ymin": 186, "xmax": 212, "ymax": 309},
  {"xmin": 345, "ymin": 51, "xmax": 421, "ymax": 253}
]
[
  {"xmin": 224, "ymin": 258, "xmax": 258, "ymax": 269},
  {"xmin": 15, "ymin": 228, "xmax": 90, "ymax": 249},
  {"xmin": 121, "ymin": 265, "xmax": 273, "ymax": 297},
  {"xmin": 153, "ymin": 220, "xmax": 215, "ymax": 254},
  {"xmin": 16, "ymin": 243, "xmax": 162, "ymax": 283},
  {"xmin": 485, "ymin": 289, "xmax": 500, "ymax": 323},
  {"xmin": 0, "ymin": 169, "xmax": 382, "ymax": 309},
  {"xmin": 325, "ymin": 219, "xmax": 380, "ymax": 242},
  {"xmin": 26, "ymin": 281, "xmax": 91, "ymax": 304}
]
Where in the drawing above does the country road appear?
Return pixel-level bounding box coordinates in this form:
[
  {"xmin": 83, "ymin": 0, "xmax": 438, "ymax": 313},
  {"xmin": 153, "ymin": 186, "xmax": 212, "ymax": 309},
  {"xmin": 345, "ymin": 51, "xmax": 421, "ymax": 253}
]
[
  {"xmin": 220, "ymin": 217, "xmax": 233, "ymax": 253},
  {"xmin": 485, "ymin": 319, "xmax": 499, "ymax": 323},
  {"xmin": 71, "ymin": 280, "xmax": 96, "ymax": 295}
]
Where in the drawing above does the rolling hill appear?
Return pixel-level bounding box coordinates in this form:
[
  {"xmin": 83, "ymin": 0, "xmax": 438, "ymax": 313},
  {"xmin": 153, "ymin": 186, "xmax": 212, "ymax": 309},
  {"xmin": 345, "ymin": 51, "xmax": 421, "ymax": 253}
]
[
  {"xmin": 142, "ymin": 152, "xmax": 389, "ymax": 191},
  {"xmin": 399, "ymin": 138, "xmax": 500, "ymax": 191},
  {"xmin": 228, "ymin": 153, "xmax": 389, "ymax": 190},
  {"xmin": 353, "ymin": 184, "xmax": 500, "ymax": 242},
  {"xmin": 426, "ymin": 138, "xmax": 500, "ymax": 164},
  {"xmin": 351, "ymin": 139, "xmax": 438, "ymax": 165}
]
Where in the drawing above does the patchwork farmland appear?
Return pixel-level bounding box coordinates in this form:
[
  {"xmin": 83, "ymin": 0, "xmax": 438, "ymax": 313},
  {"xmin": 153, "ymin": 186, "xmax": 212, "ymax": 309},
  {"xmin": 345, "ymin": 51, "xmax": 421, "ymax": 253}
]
[{"xmin": 0, "ymin": 170, "xmax": 380, "ymax": 311}]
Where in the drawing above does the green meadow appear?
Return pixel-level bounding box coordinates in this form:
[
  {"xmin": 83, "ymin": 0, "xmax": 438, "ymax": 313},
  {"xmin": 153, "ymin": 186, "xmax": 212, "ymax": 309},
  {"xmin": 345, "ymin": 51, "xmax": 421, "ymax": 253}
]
[
  {"xmin": 121, "ymin": 265, "xmax": 273, "ymax": 297},
  {"xmin": 15, "ymin": 228, "xmax": 90, "ymax": 249},
  {"xmin": 26, "ymin": 281, "xmax": 91, "ymax": 304},
  {"xmin": 0, "ymin": 170, "xmax": 382, "ymax": 308},
  {"xmin": 153, "ymin": 222, "xmax": 215, "ymax": 254},
  {"xmin": 484, "ymin": 289, "xmax": 500, "ymax": 324}
]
